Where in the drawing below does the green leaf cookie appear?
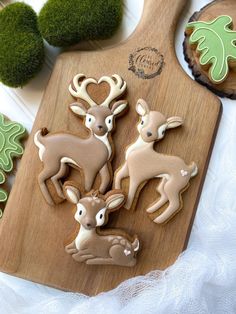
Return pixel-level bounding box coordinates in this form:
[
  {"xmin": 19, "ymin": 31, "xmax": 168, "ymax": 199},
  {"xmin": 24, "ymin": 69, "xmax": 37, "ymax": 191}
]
[
  {"xmin": 0, "ymin": 114, "xmax": 26, "ymax": 173},
  {"xmin": 0, "ymin": 170, "xmax": 7, "ymax": 218},
  {"xmin": 186, "ymin": 15, "xmax": 236, "ymax": 84}
]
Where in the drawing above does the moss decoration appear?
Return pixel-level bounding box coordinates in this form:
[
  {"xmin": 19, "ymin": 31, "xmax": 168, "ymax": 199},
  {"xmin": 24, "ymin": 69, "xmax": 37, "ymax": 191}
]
[
  {"xmin": 38, "ymin": 0, "xmax": 123, "ymax": 47},
  {"xmin": 0, "ymin": 3, "xmax": 44, "ymax": 87}
]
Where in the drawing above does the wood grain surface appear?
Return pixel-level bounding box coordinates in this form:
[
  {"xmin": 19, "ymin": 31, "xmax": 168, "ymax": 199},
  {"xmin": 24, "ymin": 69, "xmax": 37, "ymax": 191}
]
[
  {"xmin": 184, "ymin": 0, "xmax": 236, "ymax": 99},
  {"xmin": 0, "ymin": 0, "xmax": 222, "ymax": 295}
]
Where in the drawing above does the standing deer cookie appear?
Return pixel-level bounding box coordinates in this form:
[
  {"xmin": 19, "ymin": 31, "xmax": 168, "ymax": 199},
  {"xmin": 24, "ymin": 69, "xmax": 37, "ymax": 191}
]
[
  {"xmin": 114, "ymin": 99, "xmax": 198, "ymax": 224},
  {"xmin": 64, "ymin": 183, "xmax": 140, "ymax": 267},
  {"xmin": 34, "ymin": 74, "xmax": 128, "ymax": 205}
]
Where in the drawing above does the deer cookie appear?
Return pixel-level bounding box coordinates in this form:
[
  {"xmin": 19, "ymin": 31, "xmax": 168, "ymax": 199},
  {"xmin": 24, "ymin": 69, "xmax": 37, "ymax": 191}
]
[
  {"xmin": 64, "ymin": 183, "xmax": 140, "ymax": 267},
  {"xmin": 114, "ymin": 99, "xmax": 198, "ymax": 224},
  {"xmin": 34, "ymin": 74, "xmax": 128, "ymax": 205}
]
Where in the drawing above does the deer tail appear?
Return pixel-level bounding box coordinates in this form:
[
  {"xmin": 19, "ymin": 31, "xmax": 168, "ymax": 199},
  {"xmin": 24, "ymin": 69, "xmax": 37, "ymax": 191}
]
[
  {"xmin": 189, "ymin": 162, "xmax": 198, "ymax": 178},
  {"xmin": 132, "ymin": 236, "xmax": 140, "ymax": 253},
  {"xmin": 34, "ymin": 128, "xmax": 48, "ymax": 161}
]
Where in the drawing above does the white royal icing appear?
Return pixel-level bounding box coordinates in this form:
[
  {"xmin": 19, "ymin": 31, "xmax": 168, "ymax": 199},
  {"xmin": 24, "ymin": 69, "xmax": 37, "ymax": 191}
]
[
  {"xmin": 95, "ymin": 133, "xmax": 112, "ymax": 159},
  {"xmin": 61, "ymin": 157, "xmax": 79, "ymax": 167},
  {"xmin": 34, "ymin": 130, "xmax": 45, "ymax": 162},
  {"xmin": 125, "ymin": 136, "xmax": 149, "ymax": 160}
]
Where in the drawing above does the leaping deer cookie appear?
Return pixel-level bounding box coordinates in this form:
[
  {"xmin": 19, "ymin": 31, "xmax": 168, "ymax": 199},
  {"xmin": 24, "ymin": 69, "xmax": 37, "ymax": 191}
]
[
  {"xmin": 114, "ymin": 99, "xmax": 198, "ymax": 224},
  {"xmin": 64, "ymin": 183, "xmax": 140, "ymax": 267},
  {"xmin": 34, "ymin": 74, "xmax": 128, "ymax": 205}
]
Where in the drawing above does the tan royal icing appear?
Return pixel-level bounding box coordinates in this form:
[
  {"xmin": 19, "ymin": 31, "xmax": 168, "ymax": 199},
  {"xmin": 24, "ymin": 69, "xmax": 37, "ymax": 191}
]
[
  {"xmin": 114, "ymin": 99, "xmax": 198, "ymax": 224},
  {"xmin": 64, "ymin": 184, "xmax": 139, "ymax": 267},
  {"xmin": 34, "ymin": 74, "xmax": 128, "ymax": 205}
]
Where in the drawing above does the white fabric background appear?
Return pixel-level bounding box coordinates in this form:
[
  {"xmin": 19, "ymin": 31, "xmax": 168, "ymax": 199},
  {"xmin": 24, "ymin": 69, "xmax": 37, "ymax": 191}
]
[{"xmin": 1, "ymin": 0, "xmax": 236, "ymax": 313}]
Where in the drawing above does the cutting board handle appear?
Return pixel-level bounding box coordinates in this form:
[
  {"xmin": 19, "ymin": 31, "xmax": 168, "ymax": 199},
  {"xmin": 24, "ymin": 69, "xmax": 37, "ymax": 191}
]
[{"xmin": 130, "ymin": 0, "xmax": 188, "ymax": 44}]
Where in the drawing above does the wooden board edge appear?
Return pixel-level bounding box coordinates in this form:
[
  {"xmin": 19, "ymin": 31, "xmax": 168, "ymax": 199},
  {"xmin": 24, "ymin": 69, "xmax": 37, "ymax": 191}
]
[{"xmin": 183, "ymin": 100, "xmax": 222, "ymax": 250}]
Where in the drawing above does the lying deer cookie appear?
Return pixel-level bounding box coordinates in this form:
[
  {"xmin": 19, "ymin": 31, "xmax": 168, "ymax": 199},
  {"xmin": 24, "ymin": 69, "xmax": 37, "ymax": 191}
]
[
  {"xmin": 114, "ymin": 99, "xmax": 198, "ymax": 224},
  {"xmin": 34, "ymin": 74, "xmax": 128, "ymax": 205},
  {"xmin": 64, "ymin": 183, "xmax": 140, "ymax": 267}
]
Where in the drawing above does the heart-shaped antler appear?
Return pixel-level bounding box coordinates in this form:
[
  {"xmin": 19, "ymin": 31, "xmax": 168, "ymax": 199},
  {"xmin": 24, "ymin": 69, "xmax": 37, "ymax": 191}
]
[
  {"xmin": 99, "ymin": 74, "xmax": 127, "ymax": 107},
  {"xmin": 69, "ymin": 74, "xmax": 127, "ymax": 108},
  {"xmin": 69, "ymin": 74, "xmax": 98, "ymax": 107}
]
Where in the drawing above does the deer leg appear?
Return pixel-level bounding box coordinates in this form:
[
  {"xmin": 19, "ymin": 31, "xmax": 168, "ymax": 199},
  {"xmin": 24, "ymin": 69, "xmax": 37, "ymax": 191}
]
[
  {"xmin": 65, "ymin": 241, "xmax": 77, "ymax": 255},
  {"xmin": 71, "ymin": 248, "xmax": 95, "ymax": 262},
  {"xmin": 99, "ymin": 163, "xmax": 111, "ymax": 194},
  {"xmin": 72, "ymin": 253, "xmax": 95, "ymax": 263},
  {"xmin": 124, "ymin": 179, "xmax": 140, "ymax": 210},
  {"xmin": 38, "ymin": 170, "xmax": 55, "ymax": 205},
  {"xmin": 146, "ymin": 178, "xmax": 168, "ymax": 213},
  {"xmin": 84, "ymin": 170, "xmax": 96, "ymax": 192},
  {"xmin": 86, "ymin": 244, "xmax": 136, "ymax": 266},
  {"xmin": 51, "ymin": 162, "xmax": 68, "ymax": 199},
  {"xmin": 114, "ymin": 162, "xmax": 129, "ymax": 189},
  {"xmin": 153, "ymin": 181, "xmax": 181, "ymax": 224}
]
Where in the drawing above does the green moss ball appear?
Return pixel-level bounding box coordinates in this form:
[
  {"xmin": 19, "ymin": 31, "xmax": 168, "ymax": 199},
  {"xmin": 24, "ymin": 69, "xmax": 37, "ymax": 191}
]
[
  {"xmin": 0, "ymin": 3, "xmax": 44, "ymax": 87},
  {"xmin": 38, "ymin": 0, "xmax": 123, "ymax": 47}
]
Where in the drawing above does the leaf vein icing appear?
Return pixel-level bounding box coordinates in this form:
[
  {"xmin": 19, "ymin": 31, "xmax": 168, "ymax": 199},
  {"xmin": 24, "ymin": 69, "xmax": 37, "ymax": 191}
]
[{"xmin": 186, "ymin": 15, "xmax": 236, "ymax": 84}]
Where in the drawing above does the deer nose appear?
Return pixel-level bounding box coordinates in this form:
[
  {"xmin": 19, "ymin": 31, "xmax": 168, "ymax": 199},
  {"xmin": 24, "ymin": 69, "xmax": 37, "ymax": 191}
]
[
  {"xmin": 147, "ymin": 131, "xmax": 152, "ymax": 137},
  {"xmin": 86, "ymin": 223, "xmax": 91, "ymax": 228},
  {"xmin": 97, "ymin": 125, "xmax": 103, "ymax": 130}
]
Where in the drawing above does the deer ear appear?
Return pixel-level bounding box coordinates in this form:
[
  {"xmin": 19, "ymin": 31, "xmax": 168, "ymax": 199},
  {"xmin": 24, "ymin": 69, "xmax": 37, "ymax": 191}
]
[
  {"xmin": 69, "ymin": 103, "xmax": 87, "ymax": 117},
  {"xmin": 166, "ymin": 116, "xmax": 183, "ymax": 129},
  {"xmin": 136, "ymin": 99, "xmax": 150, "ymax": 116},
  {"xmin": 64, "ymin": 184, "xmax": 80, "ymax": 204},
  {"xmin": 105, "ymin": 192, "xmax": 125, "ymax": 212},
  {"xmin": 111, "ymin": 100, "xmax": 128, "ymax": 116}
]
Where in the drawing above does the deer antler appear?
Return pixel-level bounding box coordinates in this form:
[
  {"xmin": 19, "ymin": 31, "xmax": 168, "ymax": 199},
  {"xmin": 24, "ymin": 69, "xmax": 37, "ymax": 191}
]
[
  {"xmin": 69, "ymin": 74, "xmax": 98, "ymax": 107},
  {"xmin": 98, "ymin": 74, "xmax": 127, "ymax": 107}
]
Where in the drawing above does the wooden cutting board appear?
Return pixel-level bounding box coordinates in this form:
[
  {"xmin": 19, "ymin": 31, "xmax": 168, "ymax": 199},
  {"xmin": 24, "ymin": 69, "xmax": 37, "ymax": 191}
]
[{"xmin": 0, "ymin": 0, "xmax": 222, "ymax": 295}]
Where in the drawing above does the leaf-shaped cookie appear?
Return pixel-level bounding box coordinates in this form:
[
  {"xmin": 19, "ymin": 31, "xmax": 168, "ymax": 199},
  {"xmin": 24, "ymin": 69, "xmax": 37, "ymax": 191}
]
[
  {"xmin": 186, "ymin": 15, "xmax": 236, "ymax": 84},
  {"xmin": 0, "ymin": 170, "xmax": 7, "ymax": 218},
  {"xmin": 0, "ymin": 114, "xmax": 26, "ymax": 173}
]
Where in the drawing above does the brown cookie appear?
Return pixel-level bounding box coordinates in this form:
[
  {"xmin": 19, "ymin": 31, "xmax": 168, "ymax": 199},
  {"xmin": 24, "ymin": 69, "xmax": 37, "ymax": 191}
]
[
  {"xmin": 114, "ymin": 99, "xmax": 198, "ymax": 224},
  {"xmin": 63, "ymin": 182, "xmax": 140, "ymax": 267},
  {"xmin": 34, "ymin": 74, "xmax": 128, "ymax": 206}
]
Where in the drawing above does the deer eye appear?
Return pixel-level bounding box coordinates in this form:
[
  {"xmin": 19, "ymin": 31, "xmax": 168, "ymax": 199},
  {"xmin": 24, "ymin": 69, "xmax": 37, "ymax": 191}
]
[
  {"xmin": 95, "ymin": 207, "xmax": 106, "ymax": 226},
  {"xmin": 86, "ymin": 114, "xmax": 95, "ymax": 126},
  {"xmin": 141, "ymin": 120, "xmax": 144, "ymax": 125},
  {"xmin": 75, "ymin": 204, "xmax": 86, "ymax": 222},
  {"xmin": 105, "ymin": 115, "xmax": 113, "ymax": 129}
]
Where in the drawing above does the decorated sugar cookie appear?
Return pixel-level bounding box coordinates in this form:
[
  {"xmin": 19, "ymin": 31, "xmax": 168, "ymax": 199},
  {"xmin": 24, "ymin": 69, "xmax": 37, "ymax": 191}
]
[
  {"xmin": 0, "ymin": 114, "xmax": 26, "ymax": 217},
  {"xmin": 34, "ymin": 74, "xmax": 128, "ymax": 205},
  {"xmin": 0, "ymin": 114, "xmax": 26, "ymax": 172},
  {"xmin": 114, "ymin": 99, "xmax": 198, "ymax": 224},
  {"xmin": 64, "ymin": 183, "xmax": 140, "ymax": 267},
  {"xmin": 186, "ymin": 15, "xmax": 236, "ymax": 84},
  {"xmin": 0, "ymin": 170, "xmax": 7, "ymax": 218}
]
